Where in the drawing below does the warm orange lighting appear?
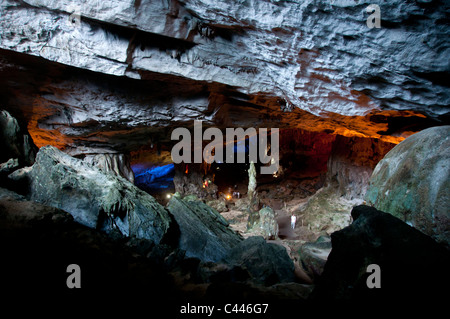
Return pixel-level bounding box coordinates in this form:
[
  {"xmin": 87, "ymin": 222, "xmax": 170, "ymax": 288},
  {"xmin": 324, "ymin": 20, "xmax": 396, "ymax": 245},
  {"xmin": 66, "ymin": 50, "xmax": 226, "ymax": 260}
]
[{"xmin": 226, "ymin": 194, "xmax": 232, "ymax": 200}]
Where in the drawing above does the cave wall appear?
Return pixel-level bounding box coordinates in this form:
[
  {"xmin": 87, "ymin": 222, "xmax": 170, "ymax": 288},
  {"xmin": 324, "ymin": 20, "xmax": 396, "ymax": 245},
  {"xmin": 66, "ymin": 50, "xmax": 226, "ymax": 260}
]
[
  {"xmin": 279, "ymin": 129, "xmax": 336, "ymax": 177},
  {"xmin": 326, "ymin": 135, "xmax": 395, "ymax": 200}
]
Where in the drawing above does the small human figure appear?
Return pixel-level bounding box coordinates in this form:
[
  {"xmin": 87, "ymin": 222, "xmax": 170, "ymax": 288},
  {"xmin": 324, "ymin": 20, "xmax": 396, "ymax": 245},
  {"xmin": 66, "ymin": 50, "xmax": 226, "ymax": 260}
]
[{"xmin": 290, "ymin": 214, "xmax": 297, "ymax": 229}]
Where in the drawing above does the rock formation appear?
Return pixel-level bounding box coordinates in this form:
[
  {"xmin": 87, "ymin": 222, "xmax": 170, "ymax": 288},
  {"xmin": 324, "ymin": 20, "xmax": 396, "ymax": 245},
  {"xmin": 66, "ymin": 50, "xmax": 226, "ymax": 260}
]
[
  {"xmin": 247, "ymin": 206, "xmax": 279, "ymax": 240},
  {"xmin": 222, "ymin": 236, "xmax": 296, "ymax": 286},
  {"xmin": 311, "ymin": 205, "xmax": 450, "ymax": 303},
  {"xmin": 294, "ymin": 134, "xmax": 395, "ymax": 235},
  {"xmin": 365, "ymin": 125, "xmax": 450, "ymax": 247},
  {"xmin": 0, "ymin": 110, "xmax": 37, "ymax": 167},
  {"xmin": 299, "ymin": 236, "xmax": 332, "ymax": 281},
  {"xmin": 248, "ymin": 162, "xmax": 257, "ymax": 201},
  {"xmin": 28, "ymin": 145, "xmax": 171, "ymax": 243},
  {"xmin": 0, "ymin": 1, "xmax": 448, "ymax": 154},
  {"xmin": 166, "ymin": 193, "xmax": 243, "ymax": 262},
  {"xmin": 83, "ymin": 153, "xmax": 135, "ymax": 183}
]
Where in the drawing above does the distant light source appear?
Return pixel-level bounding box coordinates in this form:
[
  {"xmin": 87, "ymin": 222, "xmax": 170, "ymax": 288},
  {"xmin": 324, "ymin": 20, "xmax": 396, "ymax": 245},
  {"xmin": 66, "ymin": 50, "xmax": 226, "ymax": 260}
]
[
  {"xmin": 226, "ymin": 194, "xmax": 232, "ymax": 200},
  {"xmin": 166, "ymin": 194, "xmax": 172, "ymax": 199}
]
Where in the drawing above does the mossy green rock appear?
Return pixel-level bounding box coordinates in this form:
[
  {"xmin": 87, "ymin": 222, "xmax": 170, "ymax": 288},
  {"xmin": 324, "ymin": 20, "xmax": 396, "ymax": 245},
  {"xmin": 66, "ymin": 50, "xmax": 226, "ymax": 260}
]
[{"xmin": 365, "ymin": 126, "xmax": 450, "ymax": 247}]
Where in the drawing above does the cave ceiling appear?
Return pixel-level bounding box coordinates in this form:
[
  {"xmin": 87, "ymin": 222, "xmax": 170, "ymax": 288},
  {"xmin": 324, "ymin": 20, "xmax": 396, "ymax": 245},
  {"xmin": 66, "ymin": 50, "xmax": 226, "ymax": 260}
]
[{"xmin": 0, "ymin": 0, "xmax": 449, "ymax": 154}]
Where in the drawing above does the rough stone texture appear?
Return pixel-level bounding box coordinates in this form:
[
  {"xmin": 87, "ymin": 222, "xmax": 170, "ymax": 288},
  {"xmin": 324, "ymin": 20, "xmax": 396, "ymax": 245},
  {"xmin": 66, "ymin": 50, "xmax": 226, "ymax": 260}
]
[
  {"xmin": 248, "ymin": 162, "xmax": 257, "ymax": 201},
  {"xmin": 205, "ymin": 198, "xmax": 228, "ymax": 213},
  {"xmin": 29, "ymin": 145, "xmax": 171, "ymax": 243},
  {"xmin": 248, "ymin": 206, "xmax": 279, "ymax": 240},
  {"xmin": 1, "ymin": 0, "xmax": 449, "ymax": 116},
  {"xmin": 311, "ymin": 205, "xmax": 450, "ymax": 303},
  {"xmin": 83, "ymin": 153, "xmax": 135, "ymax": 183},
  {"xmin": 365, "ymin": 126, "xmax": 450, "ymax": 247},
  {"xmin": 295, "ymin": 135, "xmax": 395, "ymax": 235},
  {"xmin": 326, "ymin": 135, "xmax": 395, "ymax": 201},
  {"xmin": 0, "ymin": 158, "xmax": 19, "ymax": 176},
  {"xmin": 222, "ymin": 236, "xmax": 296, "ymax": 286},
  {"xmin": 0, "ymin": 1, "xmax": 448, "ymax": 153},
  {"xmin": 299, "ymin": 236, "xmax": 332, "ymax": 281},
  {"xmin": 173, "ymin": 165, "xmax": 218, "ymax": 200},
  {"xmin": 0, "ymin": 110, "xmax": 37, "ymax": 167},
  {"xmin": 166, "ymin": 193, "xmax": 243, "ymax": 262}
]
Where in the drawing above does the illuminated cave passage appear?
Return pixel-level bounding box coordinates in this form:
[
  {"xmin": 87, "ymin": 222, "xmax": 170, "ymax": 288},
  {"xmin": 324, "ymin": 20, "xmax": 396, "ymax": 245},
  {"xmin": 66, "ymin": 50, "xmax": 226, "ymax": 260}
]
[
  {"xmin": 129, "ymin": 128, "xmax": 394, "ymax": 216},
  {"xmin": 132, "ymin": 163, "xmax": 175, "ymax": 199}
]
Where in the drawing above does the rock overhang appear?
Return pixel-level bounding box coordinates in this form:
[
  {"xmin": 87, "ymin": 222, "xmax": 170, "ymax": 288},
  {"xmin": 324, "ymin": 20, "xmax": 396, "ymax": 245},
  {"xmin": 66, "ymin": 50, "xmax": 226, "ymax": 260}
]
[{"xmin": 0, "ymin": 0, "xmax": 449, "ymax": 154}]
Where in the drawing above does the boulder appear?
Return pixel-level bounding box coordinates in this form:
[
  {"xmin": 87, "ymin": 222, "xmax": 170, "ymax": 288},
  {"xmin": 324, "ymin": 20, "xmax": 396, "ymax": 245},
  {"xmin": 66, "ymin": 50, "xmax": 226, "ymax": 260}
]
[
  {"xmin": 365, "ymin": 126, "xmax": 450, "ymax": 247},
  {"xmin": 0, "ymin": 110, "xmax": 37, "ymax": 167},
  {"xmin": 311, "ymin": 205, "xmax": 450, "ymax": 303},
  {"xmin": 206, "ymin": 199, "xmax": 228, "ymax": 212},
  {"xmin": 299, "ymin": 236, "xmax": 331, "ymax": 281},
  {"xmin": 248, "ymin": 206, "xmax": 279, "ymax": 239},
  {"xmin": 222, "ymin": 236, "xmax": 296, "ymax": 286},
  {"xmin": 29, "ymin": 145, "xmax": 171, "ymax": 244},
  {"xmin": 166, "ymin": 193, "xmax": 243, "ymax": 262}
]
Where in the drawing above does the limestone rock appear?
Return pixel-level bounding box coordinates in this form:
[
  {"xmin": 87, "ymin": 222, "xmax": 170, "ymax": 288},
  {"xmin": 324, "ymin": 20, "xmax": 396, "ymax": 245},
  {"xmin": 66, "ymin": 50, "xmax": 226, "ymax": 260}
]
[
  {"xmin": 365, "ymin": 126, "xmax": 450, "ymax": 247},
  {"xmin": 83, "ymin": 153, "xmax": 135, "ymax": 183},
  {"xmin": 0, "ymin": 110, "xmax": 37, "ymax": 167},
  {"xmin": 299, "ymin": 236, "xmax": 332, "ymax": 281},
  {"xmin": 0, "ymin": 186, "xmax": 26, "ymax": 201},
  {"xmin": 222, "ymin": 236, "xmax": 295, "ymax": 286},
  {"xmin": 297, "ymin": 135, "xmax": 394, "ymax": 235},
  {"xmin": 248, "ymin": 161, "xmax": 257, "ymax": 201},
  {"xmin": 0, "ymin": 158, "xmax": 19, "ymax": 176},
  {"xmin": 166, "ymin": 194, "xmax": 243, "ymax": 262},
  {"xmin": 206, "ymin": 199, "xmax": 228, "ymax": 212},
  {"xmin": 248, "ymin": 206, "xmax": 279, "ymax": 240},
  {"xmin": 311, "ymin": 205, "xmax": 450, "ymax": 303},
  {"xmin": 1, "ymin": 0, "xmax": 448, "ymax": 121},
  {"xmin": 29, "ymin": 145, "xmax": 171, "ymax": 244},
  {"xmin": 196, "ymin": 261, "xmax": 250, "ymax": 284}
]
